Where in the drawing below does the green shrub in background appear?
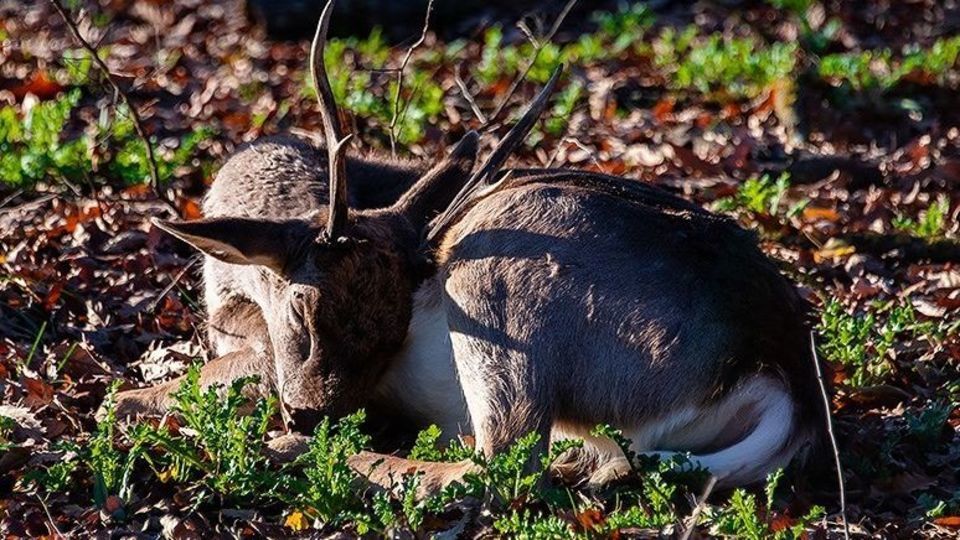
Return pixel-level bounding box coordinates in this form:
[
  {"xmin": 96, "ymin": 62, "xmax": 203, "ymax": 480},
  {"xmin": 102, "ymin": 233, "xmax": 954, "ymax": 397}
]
[{"xmin": 0, "ymin": 88, "xmax": 212, "ymax": 190}]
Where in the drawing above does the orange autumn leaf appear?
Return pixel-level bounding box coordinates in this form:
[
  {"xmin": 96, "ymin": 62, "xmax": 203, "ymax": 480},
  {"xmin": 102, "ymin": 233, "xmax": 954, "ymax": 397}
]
[
  {"xmin": 769, "ymin": 512, "xmax": 796, "ymax": 532},
  {"xmin": 10, "ymin": 71, "xmax": 65, "ymax": 100},
  {"xmin": 575, "ymin": 508, "xmax": 605, "ymax": 531},
  {"xmin": 802, "ymin": 206, "xmax": 840, "ymax": 222},
  {"xmin": 652, "ymin": 98, "xmax": 675, "ymax": 123},
  {"xmin": 179, "ymin": 198, "xmax": 203, "ymax": 220},
  {"xmin": 934, "ymin": 516, "xmax": 960, "ymax": 528}
]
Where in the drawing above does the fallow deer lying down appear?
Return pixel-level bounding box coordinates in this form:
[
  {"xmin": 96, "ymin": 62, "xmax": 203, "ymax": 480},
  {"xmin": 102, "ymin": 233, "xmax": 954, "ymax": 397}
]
[{"xmin": 112, "ymin": 0, "xmax": 825, "ymax": 491}]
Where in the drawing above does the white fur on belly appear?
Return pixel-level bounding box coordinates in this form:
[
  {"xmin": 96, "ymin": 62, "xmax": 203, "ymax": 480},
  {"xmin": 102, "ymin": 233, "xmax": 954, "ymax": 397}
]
[{"xmin": 374, "ymin": 278, "xmax": 470, "ymax": 438}]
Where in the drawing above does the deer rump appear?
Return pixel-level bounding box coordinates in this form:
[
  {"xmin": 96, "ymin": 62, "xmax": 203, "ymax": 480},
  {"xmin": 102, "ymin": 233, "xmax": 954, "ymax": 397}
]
[{"xmin": 373, "ymin": 167, "xmax": 822, "ymax": 488}]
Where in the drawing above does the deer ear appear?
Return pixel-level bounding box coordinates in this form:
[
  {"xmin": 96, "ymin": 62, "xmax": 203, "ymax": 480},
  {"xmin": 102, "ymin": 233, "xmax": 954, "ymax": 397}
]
[
  {"xmin": 153, "ymin": 217, "xmax": 292, "ymax": 274},
  {"xmin": 392, "ymin": 131, "xmax": 479, "ymax": 231}
]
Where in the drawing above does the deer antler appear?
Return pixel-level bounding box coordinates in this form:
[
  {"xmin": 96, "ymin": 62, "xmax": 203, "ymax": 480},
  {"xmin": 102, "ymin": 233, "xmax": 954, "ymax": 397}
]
[
  {"xmin": 311, "ymin": 0, "xmax": 352, "ymax": 240},
  {"xmin": 426, "ymin": 64, "xmax": 564, "ymax": 244}
]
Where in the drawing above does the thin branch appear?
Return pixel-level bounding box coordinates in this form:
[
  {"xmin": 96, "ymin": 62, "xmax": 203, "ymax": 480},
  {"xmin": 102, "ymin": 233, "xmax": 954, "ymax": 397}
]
[
  {"xmin": 427, "ymin": 65, "xmax": 563, "ymax": 245},
  {"xmin": 564, "ymin": 137, "xmax": 605, "ymax": 173},
  {"xmin": 36, "ymin": 495, "xmax": 67, "ymax": 539},
  {"xmin": 48, "ymin": 0, "xmax": 176, "ymax": 215},
  {"xmin": 516, "ymin": 19, "xmax": 540, "ymax": 48},
  {"xmin": 679, "ymin": 474, "xmax": 717, "ymax": 540},
  {"xmin": 455, "ymin": 64, "xmax": 487, "ymax": 123},
  {"xmin": 810, "ymin": 332, "xmax": 850, "ymax": 540},
  {"xmin": 389, "ymin": 0, "xmax": 434, "ymax": 157},
  {"xmin": 146, "ymin": 258, "xmax": 199, "ymax": 312},
  {"xmin": 485, "ymin": 0, "xmax": 578, "ymax": 127}
]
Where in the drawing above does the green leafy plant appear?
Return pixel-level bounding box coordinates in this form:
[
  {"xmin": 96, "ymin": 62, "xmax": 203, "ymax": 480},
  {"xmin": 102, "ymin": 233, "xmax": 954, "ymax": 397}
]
[
  {"xmin": 714, "ymin": 173, "xmax": 807, "ymax": 219},
  {"xmin": 819, "ymin": 36, "xmax": 960, "ymax": 90},
  {"xmin": 462, "ymin": 433, "xmax": 582, "ymax": 505},
  {"xmin": 130, "ymin": 365, "xmax": 280, "ymax": 506},
  {"xmin": 905, "ymin": 401, "xmax": 953, "ymax": 447},
  {"xmin": 369, "ymin": 472, "xmax": 428, "ymax": 534},
  {"xmin": 493, "ymin": 508, "xmax": 577, "ymax": 538},
  {"xmin": 303, "ymin": 29, "xmax": 444, "ymax": 145},
  {"xmin": 818, "ymin": 299, "xmax": 940, "ymax": 386},
  {"xmin": 0, "ymin": 89, "xmax": 90, "ymax": 187},
  {"xmin": 893, "ymin": 194, "xmax": 954, "ymax": 240},
  {"xmin": 291, "ymin": 411, "xmax": 371, "ymax": 528},
  {"xmin": 19, "ymin": 442, "xmax": 82, "ymax": 496},
  {"xmin": 0, "ymin": 415, "xmax": 14, "ymax": 452},
  {"xmin": 89, "ymin": 381, "xmax": 142, "ymax": 505},
  {"xmin": 544, "ymin": 79, "xmax": 584, "ymax": 137},
  {"xmin": 664, "ymin": 33, "xmax": 797, "ymax": 98},
  {"xmin": 708, "ymin": 469, "xmax": 824, "ymax": 539},
  {"xmin": 0, "ymin": 89, "xmax": 213, "ymax": 189}
]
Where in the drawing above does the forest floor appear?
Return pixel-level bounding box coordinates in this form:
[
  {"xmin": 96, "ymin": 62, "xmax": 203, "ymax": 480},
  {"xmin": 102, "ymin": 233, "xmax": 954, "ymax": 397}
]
[{"xmin": 1, "ymin": 0, "xmax": 959, "ymax": 537}]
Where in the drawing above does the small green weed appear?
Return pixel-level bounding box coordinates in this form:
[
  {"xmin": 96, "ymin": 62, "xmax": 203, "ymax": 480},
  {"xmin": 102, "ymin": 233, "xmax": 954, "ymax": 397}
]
[
  {"xmin": 130, "ymin": 365, "xmax": 280, "ymax": 506},
  {"xmin": 493, "ymin": 509, "xmax": 576, "ymax": 538},
  {"xmin": 0, "ymin": 90, "xmax": 90, "ymax": 187},
  {"xmin": 893, "ymin": 194, "xmax": 955, "ymax": 240},
  {"xmin": 818, "ymin": 299, "xmax": 940, "ymax": 387},
  {"xmin": 290, "ymin": 411, "xmax": 371, "ymax": 527},
  {"xmin": 905, "ymin": 401, "xmax": 953, "ymax": 447},
  {"xmin": 0, "ymin": 415, "xmax": 14, "ymax": 452},
  {"xmin": 0, "ymin": 89, "xmax": 213, "ymax": 189},
  {"xmin": 917, "ymin": 490, "xmax": 960, "ymax": 519},
  {"xmin": 708, "ymin": 469, "xmax": 825, "ymax": 539},
  {"xmin": 19, "ymin": 442, "xmax": 81, "ymax": 496},
  {"xmin": 303, "ymin": 29, "xmax": 444, "ymax": 145},
  {"xmin": 408, "ymin": 423, "xmax": 473, "ymax": 462},
  {"xmin": 819, "ymin": 36, "xmax": 960, "ymax": 90},
  {"xmin": 654, "ymin": 31, "xmax": 797, "ymax": 99},
  {"xmin": 714, "ymin": 173, "xmax": 807, "ymax": 219},
  {"xmin": 89, "ymin": 381, "xmax": 142, "ymax": 504}
]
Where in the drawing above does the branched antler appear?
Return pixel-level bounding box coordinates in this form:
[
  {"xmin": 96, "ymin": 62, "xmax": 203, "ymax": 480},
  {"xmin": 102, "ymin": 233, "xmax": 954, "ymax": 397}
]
[
  {"xmin": 426, "ymin": 64, "xmax": 564, "ymax": 244},
  {"xmin": 311, "ymin": 0, "xmax": 352, "ymax": 240}
]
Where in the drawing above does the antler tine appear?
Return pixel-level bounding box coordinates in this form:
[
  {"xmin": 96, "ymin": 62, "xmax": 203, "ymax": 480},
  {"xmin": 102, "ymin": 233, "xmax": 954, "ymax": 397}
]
[
  {"xmin": 426, "ymin": 64, "xmax": 564, "ymax": 243},
  {"xmin": 311, "ymin": 0, "xmax": 352, "ymax": 240}
]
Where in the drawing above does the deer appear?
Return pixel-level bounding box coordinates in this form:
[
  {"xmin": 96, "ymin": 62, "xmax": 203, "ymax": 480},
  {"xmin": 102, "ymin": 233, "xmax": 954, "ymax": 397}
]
[{"xmin": 109, "ymin": 0, "xmax": 826, "ymax": 493}]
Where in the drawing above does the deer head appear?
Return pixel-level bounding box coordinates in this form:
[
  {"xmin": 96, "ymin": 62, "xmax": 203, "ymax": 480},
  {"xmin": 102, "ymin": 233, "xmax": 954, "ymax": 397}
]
[{"xmin": 154, "ymin": 0, "xmax": 561, "ymax": 429}]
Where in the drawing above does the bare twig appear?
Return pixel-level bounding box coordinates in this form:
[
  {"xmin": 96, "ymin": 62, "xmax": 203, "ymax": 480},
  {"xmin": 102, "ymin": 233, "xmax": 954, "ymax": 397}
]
[
  {"xmin": 810, "ymin": 332, "xmax": 850, "ymax": 540},
  {"xmin": 486, "ymin": 0, "xmax": 578, "ymax": 126},
  {"xmin": 36, "ymin": 495, "xmax": 67, "ymax": 539},
  {"xmin": 389, "ymin": 0, "xmax": 434, "ymax": 156},
  {"xmin": 679, "ymin": 474, "xmax": 717, "ymax": 540},
  {"xmin": 0, "ymin": 188, "xmax": 24, "ymax": 209},
  {"xmin": 516, "ymin": 19, "xmax": 539, "ymax": 47},
  {"xmin": 146, "ymin": 258, "xmax": 199, "ymax": 312},
  {"xmin": 48, "ymin": 0, "xmax": 176, "ymax": 216},
  {"xmin": 427, "ymin": 65, "xmax": 564, "ymax": 244},
  {"xmin": 565, "ymin": 137, "xmax": 605, "ymax": 173},
  {"xmin": 455, "ymin": 65, "xmax": 487, "ymax": 123}
]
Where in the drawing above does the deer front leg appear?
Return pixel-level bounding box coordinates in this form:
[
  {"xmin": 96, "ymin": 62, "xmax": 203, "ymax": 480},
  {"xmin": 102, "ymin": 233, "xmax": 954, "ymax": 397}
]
[
  {"xmin": 110, "ymin": 347, "xmax": 276, "ymax": 420},
  {"xmin": 449, "ymin": 332, "xmax": 554, "ymax": 475},
  {"xmin": 108, "ymin": 295, "xmax": 274, "ymax": 420}
]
